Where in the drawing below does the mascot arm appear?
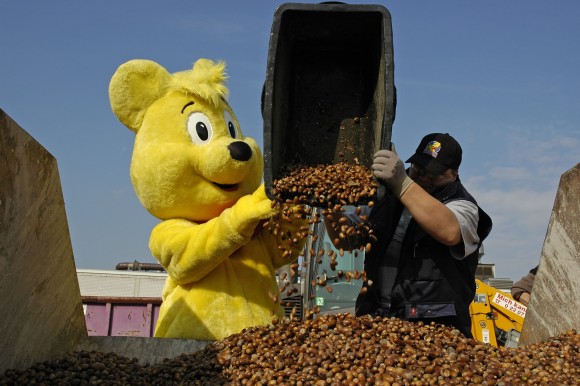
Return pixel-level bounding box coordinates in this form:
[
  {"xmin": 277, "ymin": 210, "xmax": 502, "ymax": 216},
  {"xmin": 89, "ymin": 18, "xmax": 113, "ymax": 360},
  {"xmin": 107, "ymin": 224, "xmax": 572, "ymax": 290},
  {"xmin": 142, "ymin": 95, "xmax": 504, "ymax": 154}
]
[{"xmin": 150, "ymin": 186, "xmax": 276, "ymax": 284}]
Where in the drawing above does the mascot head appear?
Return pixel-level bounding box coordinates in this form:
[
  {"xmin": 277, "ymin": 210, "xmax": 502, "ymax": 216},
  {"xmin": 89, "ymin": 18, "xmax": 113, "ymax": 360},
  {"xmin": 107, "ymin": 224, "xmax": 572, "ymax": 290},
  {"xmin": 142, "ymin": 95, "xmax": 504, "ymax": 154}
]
[{"xmin": 109, "ymin": 59, "xmax": 263, "ymax": 222}]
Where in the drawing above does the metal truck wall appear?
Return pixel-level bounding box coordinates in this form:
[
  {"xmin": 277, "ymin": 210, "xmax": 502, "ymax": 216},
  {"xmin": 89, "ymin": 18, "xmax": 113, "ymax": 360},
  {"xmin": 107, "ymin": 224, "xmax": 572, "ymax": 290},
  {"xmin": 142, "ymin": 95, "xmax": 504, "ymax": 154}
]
[
  {"xmin": 262, "ymin": 3, "xmax": 395, "ymax": 202},
  {"xmin": 519, "ymin": 163, "xmax": 580, "ymax": 346},
  {"xmin": 0, "ymin": 108, "xmax": 87, "ymax": 373},
  {"xmin": 0, "ymin": 110, "xmax": 211, "ymax": 372}
]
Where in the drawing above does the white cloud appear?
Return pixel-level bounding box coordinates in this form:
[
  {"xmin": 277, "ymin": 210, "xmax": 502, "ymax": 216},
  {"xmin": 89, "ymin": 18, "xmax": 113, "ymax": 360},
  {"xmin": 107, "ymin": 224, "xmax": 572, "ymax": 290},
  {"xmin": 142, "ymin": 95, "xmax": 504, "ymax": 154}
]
[
  {"xmin": 469, "ymin": 187, "xmax": 555, "ymax": 231},
  {"xmin": 485, "ymin": 166, "xmax": 533, "ymax": 183},
  {"xmin": 461, "ymin": 124, "xmax": 579, "ymax": 280},
  {"xmin": 503, "ymin": 127, "xmax": 579, "ymax": 172},
  {"xmin": 469, "ymin": 185, "xmax": 554, "ymax": 277}
]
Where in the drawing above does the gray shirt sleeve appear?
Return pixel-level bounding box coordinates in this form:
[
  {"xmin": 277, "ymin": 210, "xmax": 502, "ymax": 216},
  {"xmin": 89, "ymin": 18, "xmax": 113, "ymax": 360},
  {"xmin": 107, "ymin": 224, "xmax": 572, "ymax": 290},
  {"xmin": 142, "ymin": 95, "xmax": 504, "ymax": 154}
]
[{"xmin": 446, "ymin": 200, "xmax": 480, "ymax": 259}]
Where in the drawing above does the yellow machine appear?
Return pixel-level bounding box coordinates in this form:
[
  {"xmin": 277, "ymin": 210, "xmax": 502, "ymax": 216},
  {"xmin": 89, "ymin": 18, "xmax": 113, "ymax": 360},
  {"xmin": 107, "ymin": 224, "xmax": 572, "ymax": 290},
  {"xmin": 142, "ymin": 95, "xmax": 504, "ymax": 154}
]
[{"xmin": 470, "ymin": 279, "xmax": 526, "ymax": 348}]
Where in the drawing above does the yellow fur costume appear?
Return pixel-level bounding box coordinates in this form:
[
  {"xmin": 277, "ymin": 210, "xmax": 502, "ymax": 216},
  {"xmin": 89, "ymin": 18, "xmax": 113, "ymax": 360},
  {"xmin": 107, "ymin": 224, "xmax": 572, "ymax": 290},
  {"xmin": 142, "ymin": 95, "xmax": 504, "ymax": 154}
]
[{"xmin": 109, "ymin": 59, "xmax": 305, "ymax": 340}]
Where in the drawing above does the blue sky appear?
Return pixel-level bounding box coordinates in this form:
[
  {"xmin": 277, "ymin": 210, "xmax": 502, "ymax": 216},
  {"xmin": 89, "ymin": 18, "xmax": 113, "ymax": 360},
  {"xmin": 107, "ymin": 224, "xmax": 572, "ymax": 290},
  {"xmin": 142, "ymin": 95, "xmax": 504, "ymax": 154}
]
[{"xmin": 2, "ymin": 1, "xmax": 579, "ymax": 281}]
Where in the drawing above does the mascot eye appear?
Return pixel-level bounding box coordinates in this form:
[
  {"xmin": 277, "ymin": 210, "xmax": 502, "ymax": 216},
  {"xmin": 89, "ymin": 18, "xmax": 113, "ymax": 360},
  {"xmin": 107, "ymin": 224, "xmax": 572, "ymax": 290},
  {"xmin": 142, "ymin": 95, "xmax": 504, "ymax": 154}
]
[
  {"xmin": 224, "ymin": 110, "xmax": 240, "ymax": 139},
  {"xmin": 187, "ymin": 112, "xmax": 213, "ymax": 144}
]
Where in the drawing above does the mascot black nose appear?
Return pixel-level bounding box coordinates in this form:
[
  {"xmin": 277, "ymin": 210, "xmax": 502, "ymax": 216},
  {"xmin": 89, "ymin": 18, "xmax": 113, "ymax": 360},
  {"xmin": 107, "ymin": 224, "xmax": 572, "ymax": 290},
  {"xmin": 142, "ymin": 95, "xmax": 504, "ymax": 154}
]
[{"xmin": 228, "ymin": 141, "xmax": 252, "ymax": 162}]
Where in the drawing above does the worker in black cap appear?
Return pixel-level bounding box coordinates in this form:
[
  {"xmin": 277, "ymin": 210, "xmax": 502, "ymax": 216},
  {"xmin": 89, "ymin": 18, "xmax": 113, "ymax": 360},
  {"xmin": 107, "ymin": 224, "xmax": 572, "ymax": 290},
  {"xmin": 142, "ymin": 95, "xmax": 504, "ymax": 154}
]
[{"xmin": 352, "ymin": 133, "xmax": 492, "ymax": 338}]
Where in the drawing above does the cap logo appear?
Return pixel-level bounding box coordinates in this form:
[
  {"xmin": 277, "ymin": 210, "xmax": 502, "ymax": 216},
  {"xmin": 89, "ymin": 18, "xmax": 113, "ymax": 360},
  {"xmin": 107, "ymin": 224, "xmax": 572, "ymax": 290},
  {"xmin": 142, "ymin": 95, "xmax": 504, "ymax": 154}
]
[{"xmin": 423, "ymin": 140, "xmax": 441, "ymax": 158}]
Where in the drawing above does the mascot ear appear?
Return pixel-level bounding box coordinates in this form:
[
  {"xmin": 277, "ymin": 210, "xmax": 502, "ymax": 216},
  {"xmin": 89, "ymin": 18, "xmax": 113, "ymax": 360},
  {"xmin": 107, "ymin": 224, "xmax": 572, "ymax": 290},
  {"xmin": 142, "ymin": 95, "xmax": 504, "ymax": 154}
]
[{"xmin": 109, "ymin": 59, "xmax": 172, "ymax": 133}]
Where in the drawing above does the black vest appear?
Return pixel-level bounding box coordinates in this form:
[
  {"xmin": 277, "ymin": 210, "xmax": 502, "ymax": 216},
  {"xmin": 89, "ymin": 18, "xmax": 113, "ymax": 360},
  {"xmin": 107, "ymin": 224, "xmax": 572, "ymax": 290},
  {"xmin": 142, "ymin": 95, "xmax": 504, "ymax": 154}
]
[{"xmin": 355, "ymin": 180, "xmax": 492, "ymax": 337}]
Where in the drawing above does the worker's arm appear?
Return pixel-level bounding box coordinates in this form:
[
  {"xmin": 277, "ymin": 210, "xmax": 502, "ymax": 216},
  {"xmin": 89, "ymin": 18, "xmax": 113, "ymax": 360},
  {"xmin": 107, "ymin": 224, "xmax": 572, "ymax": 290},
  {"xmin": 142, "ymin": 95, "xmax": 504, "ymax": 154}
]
[
  {"xmin": 515, "ymin": 292, "xmax": 531, "ymax": 306},
  {"xmin": 511, "ymin": 267, "xmax": 537, "ymax": 305},
  {"xmin": 372, "ymin": 149, "xmax": 461, "ymax": 246},
  {"xmin": 399, "ymin": 183, "xmax": 461, "ymax": 245},
  {"xmin": 322, "ymin": 211, "xmax": 342, "ymax": 246},
  {"xmin": 322, "ymin": 208, "xmax": 368, "ymax": 251}
]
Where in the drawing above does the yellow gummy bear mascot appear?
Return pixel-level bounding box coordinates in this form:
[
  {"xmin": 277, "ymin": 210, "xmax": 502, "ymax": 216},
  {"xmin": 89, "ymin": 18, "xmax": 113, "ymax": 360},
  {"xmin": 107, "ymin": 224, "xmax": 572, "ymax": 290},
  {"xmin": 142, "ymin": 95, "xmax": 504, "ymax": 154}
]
[{"xmin": 109, "ymin": 59, "xmax": 305, "ymax": 340}]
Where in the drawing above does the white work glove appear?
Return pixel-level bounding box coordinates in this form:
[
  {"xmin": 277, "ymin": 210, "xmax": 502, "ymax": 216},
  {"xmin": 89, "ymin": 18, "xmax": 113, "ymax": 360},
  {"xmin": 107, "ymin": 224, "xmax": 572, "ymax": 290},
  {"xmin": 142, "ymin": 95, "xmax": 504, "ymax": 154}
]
[{"xmin": 372, "ymin": 148, "xmax": 414, "ymax": 199}]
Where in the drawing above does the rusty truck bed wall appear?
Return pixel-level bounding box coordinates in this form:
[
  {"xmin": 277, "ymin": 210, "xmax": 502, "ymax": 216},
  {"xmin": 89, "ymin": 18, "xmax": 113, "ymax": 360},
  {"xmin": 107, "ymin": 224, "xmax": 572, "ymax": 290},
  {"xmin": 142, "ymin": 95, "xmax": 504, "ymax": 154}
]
[{"xmin": 262, "ymin": 3, "xmax": 395, "ymax": 201}]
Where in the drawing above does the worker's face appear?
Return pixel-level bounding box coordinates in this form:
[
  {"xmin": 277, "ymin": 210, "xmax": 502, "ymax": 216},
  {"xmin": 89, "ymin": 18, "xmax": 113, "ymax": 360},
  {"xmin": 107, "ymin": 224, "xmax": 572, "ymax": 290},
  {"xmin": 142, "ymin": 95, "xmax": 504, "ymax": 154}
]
[{"xmin": 409, "ymin": 164, "xmax": 458, "ymax": 193}]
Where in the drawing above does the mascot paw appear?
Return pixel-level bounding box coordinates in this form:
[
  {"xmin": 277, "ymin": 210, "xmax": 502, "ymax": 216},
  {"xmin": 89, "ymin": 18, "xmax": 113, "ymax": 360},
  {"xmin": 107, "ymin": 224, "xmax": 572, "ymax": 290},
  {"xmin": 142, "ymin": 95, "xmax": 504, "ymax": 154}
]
[{"xmin": 231, "ymin": 184, "xmax": 276, "ymax": 232}]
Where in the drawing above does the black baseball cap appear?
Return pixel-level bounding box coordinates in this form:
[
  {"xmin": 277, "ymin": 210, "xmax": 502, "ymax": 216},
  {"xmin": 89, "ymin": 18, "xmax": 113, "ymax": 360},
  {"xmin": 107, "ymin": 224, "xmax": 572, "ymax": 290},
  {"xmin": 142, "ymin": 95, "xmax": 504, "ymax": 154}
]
[{"xmin": 406, "ymin": 133, "xmax": 462, "ymax": 175}]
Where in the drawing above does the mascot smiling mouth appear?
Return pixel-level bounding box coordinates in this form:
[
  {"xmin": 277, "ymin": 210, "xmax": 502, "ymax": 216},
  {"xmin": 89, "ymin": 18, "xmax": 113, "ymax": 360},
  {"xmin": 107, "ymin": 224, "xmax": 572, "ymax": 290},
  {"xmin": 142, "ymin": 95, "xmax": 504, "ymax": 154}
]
[{"xmin": 214, "ymin": 182, "xmax": 239, "ymax": 192}]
